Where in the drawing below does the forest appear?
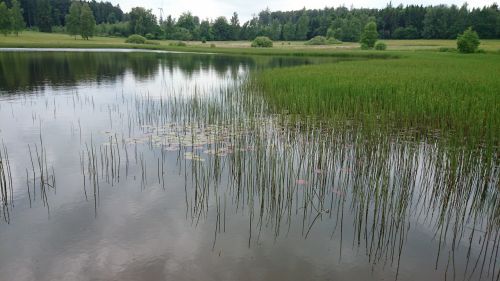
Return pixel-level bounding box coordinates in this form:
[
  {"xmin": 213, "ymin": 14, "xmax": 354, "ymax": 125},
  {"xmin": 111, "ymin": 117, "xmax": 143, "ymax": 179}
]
[{"xmin": 0, "ymin": 0, "xmax": 499, "ymax": 41}]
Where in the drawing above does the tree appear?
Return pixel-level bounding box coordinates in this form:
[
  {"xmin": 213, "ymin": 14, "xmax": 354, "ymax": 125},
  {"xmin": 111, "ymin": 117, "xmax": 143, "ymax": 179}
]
[
  {"xmin": 296, "ymin": 11, "xmax": 309, "ymax": 40},
  {"xmin": 35, "ymin": 0, "xmax": 53, "ymax": 32},
  {"xmin": 128, "ymin": 7, "xmax": 157, "ymax": 36},
  {"xmin": 161, "ymin": 15, "xmax": 175, "ymax": 39},
  {"xmin": 79, "ymin": 3, "xmax": 95, "ymax": 40},
  {"xmin": 65, "ymin": 1, "xmax": 80, "ymax": 39},
  {"xmin": 457, "ymin": 27, "xmax": 480, "ymax": 53},
  {"xmin": 9, "ymin": 0, "xmax": 25, "ymax": 36},
  {"xmin": 360, "ymin": 21, "xmax": 378, "ymax": 49},
  {"xmin": 270, "ymin": 19, "xmax": 281, "ymax": 40},
  {"xmin": 199, "ymin": 19, "xmax": 212, "ymax": 41},
  {"xmin": 282, "ymin": 21, "xmax": 295, "ymax": 41},
  {"xmin": 212, "ymin": 16, "xmax": 231, "ymax": 40},
  {"xmin": 230, "ymin": 12, "xmax": 240, "ymax": 40},
  {"xmin": 177, "ymin": 12, "xmax": 197, "ymax": 33},
  {"xmin": 0, "ymin": 1, "xmax": 10, "ymax": 36}
]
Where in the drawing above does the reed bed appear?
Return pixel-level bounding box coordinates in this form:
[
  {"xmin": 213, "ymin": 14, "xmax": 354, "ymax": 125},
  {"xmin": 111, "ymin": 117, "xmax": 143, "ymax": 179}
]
[{"xmin": 256, "ymin": 52, "xmax": 500, "ymax": 147}]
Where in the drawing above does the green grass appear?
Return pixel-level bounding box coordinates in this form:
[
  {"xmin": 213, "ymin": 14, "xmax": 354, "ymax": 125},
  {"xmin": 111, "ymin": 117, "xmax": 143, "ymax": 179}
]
[
  {"xmin": 2, "ymin": 31, "xmax": 500, "ymax": 56},
  {"xmin": 256, "ymin": 52, "xmax": 500, "ymax": 146}
]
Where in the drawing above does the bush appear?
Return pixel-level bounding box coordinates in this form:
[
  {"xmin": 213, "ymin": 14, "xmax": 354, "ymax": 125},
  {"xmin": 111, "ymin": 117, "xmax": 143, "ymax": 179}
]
[
  {"xmin": 169, "ymin": 41, "xmax": 187, "ymax": 47},
  {"xmin": 375, "ymin": 42, "xmax": 387, "ymax": 50},
  {"xmin": 145, "ymin": 33, "xmax": 154, "ymax": 40},
  {"xmin": 210, "ymin": 44, "xmax": 216, "ymax": 48},
  {"xmin": 305, "ymin": 36, "xmax": 328, "ymax": 45},
  {"xmin": 305, "ymin": 36, "xmax": 342, "ymax": 45},
  {"xmin": 125, "ymin": 34, "xmax": 146, "ymax": 44},
  {"xmin": 360, "ymin": 43, "xmax": 370, "ymax": 50},
  {"xmin": 457, "ymin": 27, "xmax": 480, "ymax": 53},
  {"xmin": 251, "ymin": 36, "xmax": 273, "ymax": 48}
]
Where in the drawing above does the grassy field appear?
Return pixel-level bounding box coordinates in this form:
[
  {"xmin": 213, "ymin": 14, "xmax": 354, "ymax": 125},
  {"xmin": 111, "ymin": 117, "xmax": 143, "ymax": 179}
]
[{"xmin": 2, "ymin": 31, "xmax": 500, "ymax": 53}]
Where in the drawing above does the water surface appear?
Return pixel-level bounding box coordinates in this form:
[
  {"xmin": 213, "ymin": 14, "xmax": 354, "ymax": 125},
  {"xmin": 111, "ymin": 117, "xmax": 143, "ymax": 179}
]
[{"xmin": 0, "ymin": 50, "xmax": 498, "ymax": 281}]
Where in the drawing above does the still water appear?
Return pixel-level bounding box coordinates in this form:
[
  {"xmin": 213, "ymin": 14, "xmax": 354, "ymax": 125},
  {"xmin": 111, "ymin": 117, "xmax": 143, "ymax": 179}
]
[{"xmin": 0, "ymin": 50, "xmax": 498, "ymax": 281}]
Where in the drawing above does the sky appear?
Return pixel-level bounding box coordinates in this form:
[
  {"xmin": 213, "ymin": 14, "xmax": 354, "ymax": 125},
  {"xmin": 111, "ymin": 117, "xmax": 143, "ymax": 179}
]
[{"xmin": 109, "ymin": 0, "xmax": 496, "ymax": 22}]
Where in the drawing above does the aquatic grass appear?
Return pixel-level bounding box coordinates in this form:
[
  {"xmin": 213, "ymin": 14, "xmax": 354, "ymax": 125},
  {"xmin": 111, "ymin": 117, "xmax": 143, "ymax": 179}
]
[
  {"xmin": 0, "ymin": 142, "xmax": 13, "ymax": 222},
  {"xmin": 256, "ymin": 52, "xmax": 500, "ymax": 147}
]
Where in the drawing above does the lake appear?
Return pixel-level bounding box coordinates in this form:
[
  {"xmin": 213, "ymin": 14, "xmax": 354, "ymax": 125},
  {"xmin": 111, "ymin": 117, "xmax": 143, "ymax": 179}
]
[{"xmin": 0, "ymin": 50, "xmax": 498, "ymax": 281}]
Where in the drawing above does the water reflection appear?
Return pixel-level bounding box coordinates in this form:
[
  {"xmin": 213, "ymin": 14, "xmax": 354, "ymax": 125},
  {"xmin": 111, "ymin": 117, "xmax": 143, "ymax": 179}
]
[
  {"xmin": 0, "ymin": 50, "xmax": 498, "ymax": 281},
  {"xmin": 0, "ymin": 50, "xmax": 323, "ymax": 93}
]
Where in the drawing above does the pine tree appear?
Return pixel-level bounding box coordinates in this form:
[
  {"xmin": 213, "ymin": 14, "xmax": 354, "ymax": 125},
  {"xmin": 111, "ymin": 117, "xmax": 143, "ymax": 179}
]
[
  {"xmin": 65, "ymin": 1, "xmax": 81, "ymax": 39},
  {"xmin": 295, "ymin": 11, "xmax": 309, "ymax": 40},
  {"xmin": 79, "ymin": 3, "xmax": 95, "ymax": 40},
  {"xmin": 35, "ymin": 0, "xmax": 52, "ymax": 32}
]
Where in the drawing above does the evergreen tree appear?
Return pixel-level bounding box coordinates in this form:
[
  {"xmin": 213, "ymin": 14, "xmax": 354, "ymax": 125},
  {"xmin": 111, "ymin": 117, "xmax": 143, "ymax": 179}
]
[
  {"xmin": 79, "ymin": 2, "xmax": 95, "ymax": 40},
  {"xmin": 360, "ymin": 21, "xmax": 378, "ymax": 48},
  {"xmin": 65, "ymin": 1, "xmax": 80, "ymax": 39},
  {"xmin": 282, "ymin": 21, "xmax": 295, "ymax": 41},
  {"xmin": 9, "ymin": 0, "xmax": 25, "ymax": 36},
  {"xmin": 295, "ymin": 10, "xmax": 309, "ymax": 40},
  {"xmin": 35, "ymin": 0, "xmax": 53, "ymax": 32},
  {"xmin": 0, "ymin": 1, "xmax": 11, "ymax": 36},
  {"xmin": 270, "ymin": 19, "xmax": 281, "ymax": 40}
]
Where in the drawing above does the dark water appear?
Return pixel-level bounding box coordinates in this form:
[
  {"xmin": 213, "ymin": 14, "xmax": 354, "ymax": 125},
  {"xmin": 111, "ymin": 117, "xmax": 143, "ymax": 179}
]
[{"xmin": 0, "ymin": 50, "xmax": 498, "ymax": 281}]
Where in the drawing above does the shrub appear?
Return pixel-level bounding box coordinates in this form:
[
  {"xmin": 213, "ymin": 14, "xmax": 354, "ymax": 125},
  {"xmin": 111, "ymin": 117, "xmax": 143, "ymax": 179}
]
[
  {"xmin": 125, "ymin": 34, "xmax": 146, "ymax": 44},
  {"xmin": 169, "ymin": 41, "xmax": 187, "ymax": 47},
  {"xmin": 210, "ymin": 44, "xmax": 216, "ymax": 48},
  {"xmin": 375, "ymin": 42, "xmax": 387, "ymax": 50},
  {"xmin": 202, "ymin": 38, "xmax": 207, "ymax": 43},
  {"xmin": 457, "ymin": 27, "xmax": 480, "ymax": 53},
  {"xmin": 251, "ymin": 36, "xmax": 273, "ymax": 48},
  {"xmin": 360, "ymin": 43, "xmax": 370, "ymax": 50},
  {"xmin": 305, "ymin": 36, "xmax": 328, "ymax": 45},
  {"xmin": 360, "ymin": 22, "xmax": 378, "ymax": 49},
  {"xmin": 145, "ymin": 33, "xmax": 154, "ymax": 40},
  {"xmin": 305, "ymin": 36, "xmax": 342, "ymax": 45}
]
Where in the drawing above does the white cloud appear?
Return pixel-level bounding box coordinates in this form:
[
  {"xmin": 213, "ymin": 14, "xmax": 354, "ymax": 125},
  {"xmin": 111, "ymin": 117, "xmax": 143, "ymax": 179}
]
[{"xmin": 110, "ymin": 0, "xmax": 496, "ymax": 22}]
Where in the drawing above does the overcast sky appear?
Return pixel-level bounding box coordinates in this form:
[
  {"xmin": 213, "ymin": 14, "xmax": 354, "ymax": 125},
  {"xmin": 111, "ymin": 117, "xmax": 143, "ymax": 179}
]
[{"xmin": 109, "ymin": 0, "xmax": 496, "ymax": 22}]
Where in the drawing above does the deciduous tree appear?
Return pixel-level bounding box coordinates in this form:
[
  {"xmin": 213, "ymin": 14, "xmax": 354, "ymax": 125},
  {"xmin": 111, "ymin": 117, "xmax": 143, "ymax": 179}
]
[{"xmin": 79, "ymin": 3, "xmax": 95, "ymax": 40}]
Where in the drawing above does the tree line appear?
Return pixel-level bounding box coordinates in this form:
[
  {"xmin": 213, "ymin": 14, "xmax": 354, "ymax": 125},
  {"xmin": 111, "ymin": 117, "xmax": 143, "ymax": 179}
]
[{"xmin": 0, "ymin": 0, "xmax": 499, "ymax": 41}]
